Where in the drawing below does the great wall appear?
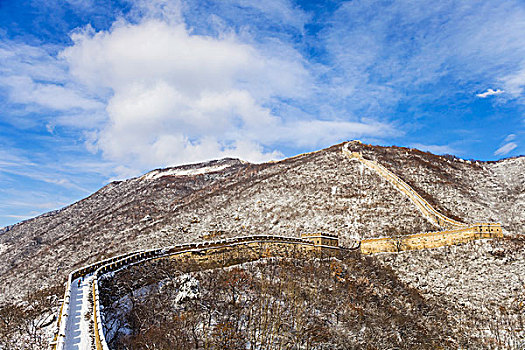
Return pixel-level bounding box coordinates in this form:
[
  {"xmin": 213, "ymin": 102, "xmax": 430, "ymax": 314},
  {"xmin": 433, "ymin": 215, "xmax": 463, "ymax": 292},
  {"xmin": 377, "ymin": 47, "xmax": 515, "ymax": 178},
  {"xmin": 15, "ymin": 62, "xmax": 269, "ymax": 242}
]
[
  {"xmin": 50, "ymin": 235, "xmax": 343, "ymax": 350},
  {"xmin": 49, "ymin": 142, "xmax": 504, "ymax": 350},
  {"xmin": 342, "ymin": 141, "xmax": 503, "ymax": 253}
]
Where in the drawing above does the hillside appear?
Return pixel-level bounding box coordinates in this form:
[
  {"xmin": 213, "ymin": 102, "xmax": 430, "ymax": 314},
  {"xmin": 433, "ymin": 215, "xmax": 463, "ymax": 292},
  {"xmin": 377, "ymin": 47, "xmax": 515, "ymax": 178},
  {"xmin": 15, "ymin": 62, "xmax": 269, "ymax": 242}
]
[
  {"xmin": 0, "ymin": 141, "xmax": 523, "ymax": 349},
  {"xmin": 349, "ymin": 142, "xmax": 524, "ymax": 232},
  {"xmin": 379, "ymin": 235, "xmax": 525, "ymax": 347},
  {"xmin": 99, "ymin": 254, "xmax": 481, "ymax": 349},
  {"xmin": 0, "ymin": 142, "xmax": 523, "ymax": 304}
]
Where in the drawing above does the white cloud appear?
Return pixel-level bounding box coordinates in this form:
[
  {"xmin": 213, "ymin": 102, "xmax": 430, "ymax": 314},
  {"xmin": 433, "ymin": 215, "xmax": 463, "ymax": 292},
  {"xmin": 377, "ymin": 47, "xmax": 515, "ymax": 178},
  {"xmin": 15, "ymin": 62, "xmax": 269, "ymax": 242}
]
[
  {"xmin": 61, "ymin": 19, "xmax": 291, "ymax": 167},
  {"xmin": 476, "ymin": 88, "xmax": 504, "ymax": 98},
  {"xmin": 494, "ymin": 142, "xmax": 518, "ymax": 156},
  {"xmin": 504, "ymin": 134, "xmax": 516, "ymax": 142},
  {"xmin": 60, "ymin": 15, "xmax": 393, "ymax": 171},
  {"xmin": 501, "ymin": 65, "xmax": 525, "ymax": 96},
  {"xmin": 62, "ymin": 20, "xmax": 290, "ymax": 166}
]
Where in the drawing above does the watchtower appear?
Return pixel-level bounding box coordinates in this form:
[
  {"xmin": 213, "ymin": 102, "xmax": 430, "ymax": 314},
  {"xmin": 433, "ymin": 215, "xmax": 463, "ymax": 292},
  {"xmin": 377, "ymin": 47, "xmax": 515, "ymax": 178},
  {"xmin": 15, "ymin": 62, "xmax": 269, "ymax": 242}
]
[{"xmin": 301, "ymin": 233, "xmax": 339, "ymax": 248}]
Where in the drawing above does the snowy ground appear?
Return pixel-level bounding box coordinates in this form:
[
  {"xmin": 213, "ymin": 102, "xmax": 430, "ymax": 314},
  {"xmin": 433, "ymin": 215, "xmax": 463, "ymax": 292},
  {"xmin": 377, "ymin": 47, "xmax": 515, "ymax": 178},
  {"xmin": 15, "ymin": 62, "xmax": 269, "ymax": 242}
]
[
  {"xmin": 64, "ymin": 276, "xmax": 93, "ymax": 350},
  {"xmin": 142, "ymin": 163, "xmax": 234, "ymax": 180}
]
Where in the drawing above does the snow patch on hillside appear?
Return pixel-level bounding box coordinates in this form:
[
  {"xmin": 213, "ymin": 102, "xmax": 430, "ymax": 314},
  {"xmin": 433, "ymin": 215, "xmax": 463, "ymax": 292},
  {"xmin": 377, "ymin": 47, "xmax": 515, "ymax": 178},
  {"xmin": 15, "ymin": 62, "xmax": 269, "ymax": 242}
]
[{"xmin": 142, "ymin": 164, "xmax": 233, "ymax": 180}]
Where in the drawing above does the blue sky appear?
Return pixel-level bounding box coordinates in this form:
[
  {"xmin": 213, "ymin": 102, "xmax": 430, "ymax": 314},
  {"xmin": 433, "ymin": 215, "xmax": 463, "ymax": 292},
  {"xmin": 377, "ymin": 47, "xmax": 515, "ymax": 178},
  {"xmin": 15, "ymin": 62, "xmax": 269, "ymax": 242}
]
[{"xmin": 0, "ymin": 0, "xmax": 524, "ymax": 227}]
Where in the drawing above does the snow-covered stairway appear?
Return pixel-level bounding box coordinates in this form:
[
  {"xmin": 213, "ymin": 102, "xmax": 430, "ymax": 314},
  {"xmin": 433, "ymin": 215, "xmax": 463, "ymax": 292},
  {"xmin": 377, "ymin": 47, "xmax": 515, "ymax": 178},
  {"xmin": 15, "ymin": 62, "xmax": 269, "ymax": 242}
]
[{"xmin": 64, "ymin": 276, "xmax": 93, "ymax": 350}]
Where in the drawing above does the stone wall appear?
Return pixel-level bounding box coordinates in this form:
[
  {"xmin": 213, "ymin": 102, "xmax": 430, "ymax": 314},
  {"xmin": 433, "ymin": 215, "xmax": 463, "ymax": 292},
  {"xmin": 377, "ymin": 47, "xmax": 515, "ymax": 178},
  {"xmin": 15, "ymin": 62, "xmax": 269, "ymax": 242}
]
[
  {"xmin": 360, "ymin": 225, "xmax": 503, "ymax": 255},
  {"xmin": 342, "ymin": 143, "xmax": 467, "ymax": 230},
  {"xmin": 165, "ymin": 240, "xmax": 327, "ymax": 268},
  {"xmin": 87, "ymin": 238, "xmax": 341, "ymax": 350}
]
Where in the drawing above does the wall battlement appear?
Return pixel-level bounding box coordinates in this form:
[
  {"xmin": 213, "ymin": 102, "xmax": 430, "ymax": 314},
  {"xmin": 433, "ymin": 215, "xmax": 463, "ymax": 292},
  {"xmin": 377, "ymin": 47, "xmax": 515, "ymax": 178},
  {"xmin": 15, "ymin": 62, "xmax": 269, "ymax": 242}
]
[{"xmin": 301, "ymin": 233, "xmax": 339, "ymax": 248}]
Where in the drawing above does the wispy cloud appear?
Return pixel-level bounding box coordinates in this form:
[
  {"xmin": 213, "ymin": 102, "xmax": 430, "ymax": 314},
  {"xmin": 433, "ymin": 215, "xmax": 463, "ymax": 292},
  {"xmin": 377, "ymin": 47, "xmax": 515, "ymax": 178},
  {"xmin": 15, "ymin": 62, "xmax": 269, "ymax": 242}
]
[
  {"xmin": 0, "ymin": 144, "xmax": 112, "ymax": 226},
  {"xmin": 494, "ymin": 142, "xmax": 518, "ymax": 156},
  {"xmin": 476, "ymin": 88, "xmax": 504, "ymax": 98},
  {"xmin": 504, "ymin": 134, "xmax": 516, "ymax": 142},
  {"xmin": 0, "ymin": 40, "xmax": 106, "ymax": 129},
  {"xmin": 0, "ymin": 148, "xmax": 103, "ymax": 193},
  {"xmin": 501, "ymin": 65, "xmax": 525, "ymax": 97},
  {"xmin": 322, "ymin": 1, "xmax": 525, "ymax": 111},
  {"xmin": 2, "ymin": 214, "xmax": 36, "ymax": 219}
]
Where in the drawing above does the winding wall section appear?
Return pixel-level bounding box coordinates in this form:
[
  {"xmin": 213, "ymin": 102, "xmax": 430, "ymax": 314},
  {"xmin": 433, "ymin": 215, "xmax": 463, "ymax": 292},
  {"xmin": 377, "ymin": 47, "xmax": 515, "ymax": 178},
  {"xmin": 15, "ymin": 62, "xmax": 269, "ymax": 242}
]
[
  {"xmin": 342, "ymin": 142, "xmax": 502, "ymax": 253},
  {"xmin": 343, "ymin": 142, "xmax": 467, "ymax": 229},
  {"xmin": 50, "ymin": 236, "xmax": 337, "ymax": 350}
]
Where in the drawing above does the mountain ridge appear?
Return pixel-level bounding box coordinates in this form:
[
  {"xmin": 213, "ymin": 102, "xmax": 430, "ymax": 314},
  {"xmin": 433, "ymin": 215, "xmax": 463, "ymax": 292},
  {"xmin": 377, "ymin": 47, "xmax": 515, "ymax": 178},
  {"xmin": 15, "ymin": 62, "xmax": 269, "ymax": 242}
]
[
  {"xmin": 1, "ymin": 144, "xmax": 521, "ymax": 234},
  {"xmin": 0, "ymin": 142, "xmax": 523, "ymax": 305}
]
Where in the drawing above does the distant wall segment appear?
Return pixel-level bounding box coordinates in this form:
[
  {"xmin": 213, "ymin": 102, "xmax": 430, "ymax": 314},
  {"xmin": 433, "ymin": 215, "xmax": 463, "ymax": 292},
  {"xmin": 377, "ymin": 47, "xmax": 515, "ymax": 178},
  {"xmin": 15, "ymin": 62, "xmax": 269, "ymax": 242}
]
[
  {"xmin": 360, "ymin": 224, "xmax": 503, "ymax": 255},
  {"xmin": 343, "ymin": 142, "xmax": 467, "ymax": 230},
  {"xmin": 342, "ymin": 142, "xmax": 503, "ymax": 254}
]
